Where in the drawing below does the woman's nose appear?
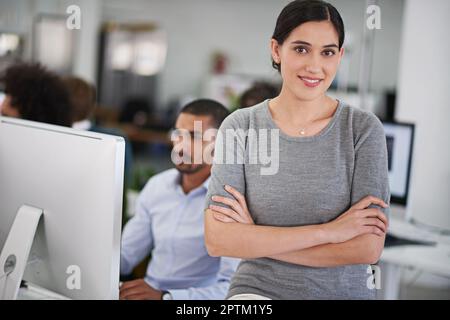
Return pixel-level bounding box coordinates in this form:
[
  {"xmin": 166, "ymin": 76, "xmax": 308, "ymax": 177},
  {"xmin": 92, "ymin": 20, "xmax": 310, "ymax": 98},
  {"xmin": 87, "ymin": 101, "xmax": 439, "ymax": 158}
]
[
  {"xmin": 305, "ymin": 55, "xmax": 321, "ymax": 74},
  {"xmin": 305, "ymin": 65, "xmax": 321, "ymax": 74}
]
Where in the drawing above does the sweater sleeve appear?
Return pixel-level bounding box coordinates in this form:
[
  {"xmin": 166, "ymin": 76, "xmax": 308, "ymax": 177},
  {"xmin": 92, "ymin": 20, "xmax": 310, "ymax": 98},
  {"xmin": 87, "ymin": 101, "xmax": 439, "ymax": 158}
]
[
  {"xmin": 351, "ymin": 112, "xmax": 391, "ymax": 217},
  {"xmin": 205, "ymin": 110, "xmax": 248, "ymax": 211}
]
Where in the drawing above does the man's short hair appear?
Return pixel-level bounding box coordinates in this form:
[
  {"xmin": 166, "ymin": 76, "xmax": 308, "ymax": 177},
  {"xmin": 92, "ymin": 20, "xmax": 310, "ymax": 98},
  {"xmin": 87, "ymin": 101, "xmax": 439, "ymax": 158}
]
[
  {"xmin": 239, "ymin": 82, "xmax": 279, "ymax": 109},
  {"xmin": 179, "ymin": 99, "xmax": 229, "ymax": 128}
]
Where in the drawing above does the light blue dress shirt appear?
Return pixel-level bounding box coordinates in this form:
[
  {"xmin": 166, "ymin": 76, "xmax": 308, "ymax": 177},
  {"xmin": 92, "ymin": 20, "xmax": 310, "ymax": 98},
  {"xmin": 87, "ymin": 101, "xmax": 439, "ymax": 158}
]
[{"xmin": 120, "ymin": 168, "xmax": 239, "ymax": 300}]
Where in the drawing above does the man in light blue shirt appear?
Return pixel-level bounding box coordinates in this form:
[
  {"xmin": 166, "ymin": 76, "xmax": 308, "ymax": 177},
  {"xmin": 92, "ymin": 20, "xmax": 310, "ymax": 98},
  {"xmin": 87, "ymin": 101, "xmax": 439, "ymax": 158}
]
[{"xmin": 120, "ymin": 99, "xmax": 238, "ymax": 300}]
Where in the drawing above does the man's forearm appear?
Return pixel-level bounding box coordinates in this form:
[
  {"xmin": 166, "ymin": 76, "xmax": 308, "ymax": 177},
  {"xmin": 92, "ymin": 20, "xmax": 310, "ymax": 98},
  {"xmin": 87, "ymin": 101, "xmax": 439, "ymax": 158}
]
[{"xmin": 269, "ymin": 234, "xmax": 386, "ymax": 267}]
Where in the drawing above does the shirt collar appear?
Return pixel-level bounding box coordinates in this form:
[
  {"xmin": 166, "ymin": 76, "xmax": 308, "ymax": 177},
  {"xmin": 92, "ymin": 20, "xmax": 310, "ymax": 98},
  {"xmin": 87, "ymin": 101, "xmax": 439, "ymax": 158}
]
[
  {"xmin": 201, "ymin": 176, "xmax": 211, "ymax": 190},
  {"xmin": 72, "ymin": 119, "xmax": 92, "ymax": 131}
]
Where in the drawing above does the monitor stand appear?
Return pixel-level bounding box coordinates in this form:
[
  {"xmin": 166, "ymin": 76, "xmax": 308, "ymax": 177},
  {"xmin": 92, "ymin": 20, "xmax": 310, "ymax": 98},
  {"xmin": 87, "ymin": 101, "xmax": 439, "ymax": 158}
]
[{"xmin": 0, "ymin": 205, "xmax": 43, "ymax": 300}]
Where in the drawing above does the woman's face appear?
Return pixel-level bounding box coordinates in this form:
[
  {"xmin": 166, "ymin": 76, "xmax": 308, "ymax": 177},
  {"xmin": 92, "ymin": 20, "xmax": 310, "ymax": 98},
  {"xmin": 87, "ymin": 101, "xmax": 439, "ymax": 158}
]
[{"xmin": 271, "ymin": 20, "xmax": 344, "ymax": 102}]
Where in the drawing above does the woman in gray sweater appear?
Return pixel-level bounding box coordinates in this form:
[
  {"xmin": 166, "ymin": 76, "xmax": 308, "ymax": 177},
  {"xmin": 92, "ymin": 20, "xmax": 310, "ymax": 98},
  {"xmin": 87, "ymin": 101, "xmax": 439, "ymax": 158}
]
[{"xmin": 204, "ymin": 0, "xmax": 390, "ymax": 300}]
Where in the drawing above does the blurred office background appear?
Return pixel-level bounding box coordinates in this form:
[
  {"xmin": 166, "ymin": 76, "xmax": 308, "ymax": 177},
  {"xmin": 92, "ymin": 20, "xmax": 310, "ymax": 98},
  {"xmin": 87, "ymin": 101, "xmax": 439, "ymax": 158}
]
[{"xmin": 0, "ymin": 0, "xmax": 448, "ymax": 299}]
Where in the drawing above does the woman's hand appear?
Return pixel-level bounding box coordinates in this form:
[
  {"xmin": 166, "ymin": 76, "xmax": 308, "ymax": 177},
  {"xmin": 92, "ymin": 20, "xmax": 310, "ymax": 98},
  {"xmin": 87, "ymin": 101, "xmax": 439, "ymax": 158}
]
[
  {"xmin": 323, "ymin": 196, "xmax": 389, "ymax": 244},
  {"xmin": 209, "ymin": 185, "xmax": 254, "ymax": 224},
  {"xmin": 209, "ymin": 189, "xmax": 388, "ymax": 245}
]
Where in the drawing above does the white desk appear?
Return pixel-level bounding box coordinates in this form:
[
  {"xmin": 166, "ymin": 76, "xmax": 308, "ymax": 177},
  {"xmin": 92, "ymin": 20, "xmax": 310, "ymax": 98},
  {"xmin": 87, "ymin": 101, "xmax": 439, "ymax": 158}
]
[
  {"xmin": 388, "ymin": 216, "xmax": 450, "ymax": 246},
  {"xmin": 380, "ymin": 244, "xmax": 450, "ymax": 299},
  {"xmin": 380, "ymin": 211, "xmax": 450, "ymax": 299}
]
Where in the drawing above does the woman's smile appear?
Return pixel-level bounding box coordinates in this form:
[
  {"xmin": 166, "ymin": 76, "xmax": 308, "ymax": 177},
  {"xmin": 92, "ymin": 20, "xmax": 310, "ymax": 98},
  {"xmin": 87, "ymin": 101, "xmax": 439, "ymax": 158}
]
[{"xmin": 298, "ymin": 76, "xmax": 323, "ymax": 88}]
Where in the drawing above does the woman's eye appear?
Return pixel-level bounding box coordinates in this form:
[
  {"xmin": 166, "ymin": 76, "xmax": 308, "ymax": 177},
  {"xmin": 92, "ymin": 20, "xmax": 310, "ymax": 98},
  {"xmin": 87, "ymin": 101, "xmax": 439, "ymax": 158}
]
[
  {"xmin": 322, "ymin": 50, "xmax": 336, "ymax": 56},
  {"xmin": 295, "ymin": 47, "xmax": 307, "ymax": 54}
]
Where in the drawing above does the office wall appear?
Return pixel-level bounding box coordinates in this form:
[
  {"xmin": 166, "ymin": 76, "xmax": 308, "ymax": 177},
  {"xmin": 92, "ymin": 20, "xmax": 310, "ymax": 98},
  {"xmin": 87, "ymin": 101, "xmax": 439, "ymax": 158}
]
[
  {"xmin": 72, "ymin": 0, "xmax": 101, "ymax": 83},
  {"xmin": 0, "ymin": 0, "xmax": 34, "ymax": 59},
  {"xmin": 369, "ymin": 0, "xmax": 404, "ymax": 93},
  {"xmin": 0, "ymin": 0, "xmax": 404, "ymax": 107},
  {"xmin": 102, "ymin": 0, "xmax": 404, "ymax": 107},
  {"xmin": 0, "ymin": 0, "xmax": 101, "ymax": 83},
  {"xmin": 395, "ymin": 0, "xmax": 450, "ymax": 230},
  {"xmin": 102, "ymin": 0, "xmax": 288, "ymax": 108}
]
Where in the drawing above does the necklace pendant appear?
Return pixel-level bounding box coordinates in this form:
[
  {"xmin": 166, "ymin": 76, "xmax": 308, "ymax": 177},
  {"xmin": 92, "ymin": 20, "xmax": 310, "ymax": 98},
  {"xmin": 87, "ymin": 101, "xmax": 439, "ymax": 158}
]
[{"xmin": 300, "ymin": 128, "xmax": 306, "ymax": 135}]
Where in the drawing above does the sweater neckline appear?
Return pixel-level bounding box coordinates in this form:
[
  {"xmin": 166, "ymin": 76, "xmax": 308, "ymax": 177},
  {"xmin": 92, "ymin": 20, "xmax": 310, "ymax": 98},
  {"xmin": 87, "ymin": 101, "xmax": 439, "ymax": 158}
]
[{"xmin": 262, "ymin": 99, "xmax": 344, "ymax": 142}]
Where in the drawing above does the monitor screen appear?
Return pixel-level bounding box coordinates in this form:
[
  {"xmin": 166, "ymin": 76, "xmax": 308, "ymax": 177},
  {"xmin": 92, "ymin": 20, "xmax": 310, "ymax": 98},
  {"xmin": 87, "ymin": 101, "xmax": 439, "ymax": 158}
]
[{"xmin": 382, "ymin": 121, "xmax": 415, "ymax": 205}]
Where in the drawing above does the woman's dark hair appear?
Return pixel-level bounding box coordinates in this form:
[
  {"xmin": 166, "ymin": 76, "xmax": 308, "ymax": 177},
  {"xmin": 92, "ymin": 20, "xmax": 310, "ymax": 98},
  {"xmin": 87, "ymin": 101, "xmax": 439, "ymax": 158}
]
[
  {"xmin": 272, "ymin": 0, "xmax": 345, "ymax": 72},
  {"xmin": 1, "ymin": 63, "xmax": 72, "ymax": 126}
]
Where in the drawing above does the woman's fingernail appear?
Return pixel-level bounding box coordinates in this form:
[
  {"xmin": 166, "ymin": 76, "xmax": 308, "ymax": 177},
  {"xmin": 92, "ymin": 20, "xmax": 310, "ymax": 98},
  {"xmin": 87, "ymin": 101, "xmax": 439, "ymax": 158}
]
[{"xmin": 212, "ymin": 196, "xmax": 218, "ymax": 201}]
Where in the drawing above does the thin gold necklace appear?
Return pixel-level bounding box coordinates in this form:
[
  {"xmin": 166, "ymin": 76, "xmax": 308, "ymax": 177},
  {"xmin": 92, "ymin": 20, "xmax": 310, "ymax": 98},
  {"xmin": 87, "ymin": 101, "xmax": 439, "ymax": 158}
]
[
  {"xmin": 298, "ymin": 102, "xmax": 336, "ymax": 136},
  {"xmin": 300, "ymin": 127, "xmax": 307, "ymax": 135}
]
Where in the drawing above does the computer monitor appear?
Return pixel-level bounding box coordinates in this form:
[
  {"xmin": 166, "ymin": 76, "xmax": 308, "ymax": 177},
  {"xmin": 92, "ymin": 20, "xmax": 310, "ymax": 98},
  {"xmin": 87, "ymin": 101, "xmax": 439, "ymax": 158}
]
[
  {"xmin": 382, "ymin": 121, "xmax": 415, "ymax": 205},
  {"xmin": 0, "ymin": 117, "xmax": 124, "ymax": 299}
]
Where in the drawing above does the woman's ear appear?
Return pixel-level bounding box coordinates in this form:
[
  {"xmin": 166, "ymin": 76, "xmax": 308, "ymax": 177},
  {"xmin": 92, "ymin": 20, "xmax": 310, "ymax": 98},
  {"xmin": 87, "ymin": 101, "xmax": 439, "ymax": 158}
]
[
  {"xmin": 336, "ymin": 47, "xmax": 345, "ymax": 67},
  {"xmin": 270, "ymin": 39, "xmax": 281, "ymax": 64},
  {"xmin": 339, "ymin": 47, "xmax": 345, "ymax": 59}
]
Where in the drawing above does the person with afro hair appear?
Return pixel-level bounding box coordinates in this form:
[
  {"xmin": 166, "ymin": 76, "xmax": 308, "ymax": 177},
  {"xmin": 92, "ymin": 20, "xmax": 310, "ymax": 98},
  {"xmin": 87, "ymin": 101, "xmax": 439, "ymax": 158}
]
[{"xmin": 0, "ymin": 63, "xmax": 72, "ymax": 127}]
